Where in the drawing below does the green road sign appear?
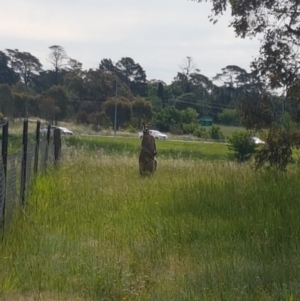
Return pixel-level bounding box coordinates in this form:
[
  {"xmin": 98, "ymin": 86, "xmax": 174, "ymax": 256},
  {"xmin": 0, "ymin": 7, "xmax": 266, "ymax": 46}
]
[{"xmin": 199, "ymin": 117, "xmax": 213, "ymax": 126}]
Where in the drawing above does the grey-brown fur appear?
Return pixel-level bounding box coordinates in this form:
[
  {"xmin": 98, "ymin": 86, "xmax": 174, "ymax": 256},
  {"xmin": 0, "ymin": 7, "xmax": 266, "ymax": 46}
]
[{"xmin": 139, "ymin": 123, "xmax": 157, "ymax": 177}]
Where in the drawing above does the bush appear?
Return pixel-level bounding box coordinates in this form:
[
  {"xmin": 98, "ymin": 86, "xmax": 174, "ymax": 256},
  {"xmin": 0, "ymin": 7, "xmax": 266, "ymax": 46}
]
[
  {"xmin": 228, "ymin": 131, "xmax": 257, "ymax": 162},
  {"xmin": 193, "ymin": 126, "xmax": 210, "ymax": 138},
  {"xmin": 182, "ymin": 123, "xmax": 198, "ymax": 135},
  {"xmin": 218, "ymin": 108, "xmax": 239, "ymax": 126},
  {"xmin": 169, "ymin": 125, "xmax": 184, "ymax": 135},
  {"xmin": 209, "ymin": 126, "xmax": 225, "ymax": 140},
  {"xmin": 126, "ymin": 124, "xmax": 137, "ymax": 133},
  {"xmin": 77, "ymin": 110, "xmax": 89, "ymax": 124},
  {"xmin": 281, "ymin": 112, "xmax": 297, "ymax": 131},
  {"xmin": 255, "ymin": 127, "xmax": 294, "ymax": 171},
  {"xmin": 88, "ymin": 111, "xmax": 111, "ymax": 131}
]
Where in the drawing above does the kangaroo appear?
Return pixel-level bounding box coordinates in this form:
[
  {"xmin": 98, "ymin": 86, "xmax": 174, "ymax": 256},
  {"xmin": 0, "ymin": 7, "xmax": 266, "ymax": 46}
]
[{"xmin": 139, "ymin": 123, "xmax": 158, "ymax": 177}]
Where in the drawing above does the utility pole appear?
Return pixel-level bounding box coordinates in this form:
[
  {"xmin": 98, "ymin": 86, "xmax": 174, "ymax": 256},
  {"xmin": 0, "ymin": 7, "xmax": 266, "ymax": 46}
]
[{"xmin": 114, "ymin": 77, "xmax": 118, "ymax": 137}]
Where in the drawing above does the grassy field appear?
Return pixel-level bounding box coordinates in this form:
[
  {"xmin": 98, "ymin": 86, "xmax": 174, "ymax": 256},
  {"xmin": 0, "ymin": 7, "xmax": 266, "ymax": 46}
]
[
  {"xmin": 58, "ymin": 121, "xmax": 245, "ymax": 140},
  {"xmin": 65, "ymin": 135, "xmax": 229, "ymax": 161},
  {"xmin": 1, "ymin": 146, "xmax": 300, "ymax": 300}
]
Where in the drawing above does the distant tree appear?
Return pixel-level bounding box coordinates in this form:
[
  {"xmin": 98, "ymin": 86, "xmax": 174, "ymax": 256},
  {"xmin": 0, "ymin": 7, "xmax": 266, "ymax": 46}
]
[
  {"xmin": 175, "ymin": 93, "xmax": 199, "ymax": 112},
  {"xmin": 152, "ymin": 106, "xmax": 182, "ymax": 132},
  {"xmin": 103, "ymin": 97, "xmax": 132, "ymax": 129},
  {"xmin": 212, "ymin": 66, "xmax": 264, "ymax": 113},
  {"xmin": 0, "ymin": 84, "xmax": 14, "ymax": 116},
  {"xmin": 47, "ymin": 45, "xmax": 68, "ymax": 85},
  {"xmin": 76, "ymin": 110, "xmax": 89, "ymax": 124},
  {"xmin": 0, "ymin": 51, "xmax": 19, "ymax": 85},
  {"xmin": 12, "ymin": 93, "xmax": 26, "ymax": 118},
  {"xmin": 116, "ymin": 57, "xmax": 147, "ymax": 96},
  {"xmin": 67, "ymin": 58, "xmax": 82, "ymax": 76},
  {"xmin": 83, "ymin": 69, "xmax": 133, "ymax": 101},
  {"xmin": 30, "ymin": 70, "xmax": 53, "ymax": 93},
  {"xmin": 39, "ymin": 97, "xmax": 59, "ymax": 122},
  {"xmin": 131, "ymin": 97, "xmax": 153, "ymax": 128},
  {"xmin": 213, "ymin": 65, "xmax": 249, "ymax": 88},
  {"xmin": 88, "ymin": 111, "xmax": 111, "ymax": 130},
  {"xmin": 157, "ymin": 82, "xmax": 164, "ymax": 99},
  {"xmin": 99, "ymin": 58, "xmax": 117, "ymax": 73},
  {"xmin": 180, "ymin": 107, "xmax": 199, "ymax": 124},
  {"xmin": 27, "ymin": 95, "xmax": 40, "ymax": 117},
  {"xmin": 171, "ymin": 56, "xmax": 201, "ymax": 96},
  {"xmin": 45, "ymin": 85, "xmax": 69, "ymax": 121},
  {"xmin": 78, "ymin": 101, "xmax": 102, "ymax": 116},
  {"xmin": 146, "ymin": 97, "xmax": 163, "ymax": 113},
  {"xmin": 237, "ymin": 92, "xmax": 274, "ymax": 131},
  {"xmin": 218, "ymin": 108, "xmax": 239, "ymax": 126},
  {"xmin": 5, "ymin": 49, "xmax": 42, "ymax": 88}
]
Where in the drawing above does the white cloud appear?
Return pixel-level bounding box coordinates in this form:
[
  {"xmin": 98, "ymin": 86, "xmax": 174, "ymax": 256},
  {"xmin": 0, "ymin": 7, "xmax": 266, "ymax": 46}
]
[{"xmin": 0, "ymin": 0, "xmax": 261, "ymax": 84}]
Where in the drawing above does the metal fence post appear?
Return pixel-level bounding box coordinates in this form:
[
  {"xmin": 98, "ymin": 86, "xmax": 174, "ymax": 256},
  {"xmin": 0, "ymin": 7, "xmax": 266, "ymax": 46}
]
[
  {"xmin": 34, "ymin": 120, "xmax": 40, "ymax": 175},
  {"xmin": 1, "ymin": 122, "xmax": 8, "ymax": 228},
  {"xmin": 53, "ymin": 128, "xmax": 61, "ymax": 164},
  {"xmin": 20, "ymin": 119, "xmax": 28, "ymax": 205}
]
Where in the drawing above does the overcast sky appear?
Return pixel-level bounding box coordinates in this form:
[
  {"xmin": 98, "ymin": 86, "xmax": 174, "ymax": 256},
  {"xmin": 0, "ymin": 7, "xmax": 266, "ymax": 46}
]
[{"xmin": 1, "ymin": 0, "xmax": 261, "ymax": 84}]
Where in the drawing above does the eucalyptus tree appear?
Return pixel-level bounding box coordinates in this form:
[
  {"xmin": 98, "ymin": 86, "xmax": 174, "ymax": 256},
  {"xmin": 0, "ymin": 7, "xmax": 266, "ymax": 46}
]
[
  {"xmin": 0, "ymin": 51, "xmax": 19, "ymax": 85},
  {"xmin": 47, "ymin": 45, "xmax": 69, "ymax": 85},
  {"xmin": 5, "ymin": 49, "xmax": 42, "ymax": 88},
  {"xmin": 171, "ymin": 56, "xmax": 201, "ymax": 96},
  {"xmin": 115, "ymin": 57, "xmax": 147, "ymax": 96}
]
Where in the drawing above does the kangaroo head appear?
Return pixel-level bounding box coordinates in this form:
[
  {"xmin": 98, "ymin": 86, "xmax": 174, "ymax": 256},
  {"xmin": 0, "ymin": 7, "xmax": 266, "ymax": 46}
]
[{"xmin": 142, "ymin": 122, "xmax": 150, "ymax": 135}]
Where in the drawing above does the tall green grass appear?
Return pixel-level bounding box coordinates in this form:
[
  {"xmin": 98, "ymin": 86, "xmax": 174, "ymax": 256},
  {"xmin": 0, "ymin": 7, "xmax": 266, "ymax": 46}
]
[{"xmin": 1, "ymin": 152, "xmax": 300, "ymax": 300}]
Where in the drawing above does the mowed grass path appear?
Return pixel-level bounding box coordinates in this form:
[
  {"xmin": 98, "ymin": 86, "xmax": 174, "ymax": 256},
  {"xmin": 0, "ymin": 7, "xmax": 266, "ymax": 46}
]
[{"xmin": 1, "ymin": 153, "xmax": 300, "ymax": 300}]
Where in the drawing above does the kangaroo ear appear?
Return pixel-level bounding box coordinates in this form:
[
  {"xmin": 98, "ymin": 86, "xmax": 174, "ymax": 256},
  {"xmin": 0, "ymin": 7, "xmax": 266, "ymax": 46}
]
[{"xmin": 142, "ymin": 122, "xmax": 145, "ymax": 128}]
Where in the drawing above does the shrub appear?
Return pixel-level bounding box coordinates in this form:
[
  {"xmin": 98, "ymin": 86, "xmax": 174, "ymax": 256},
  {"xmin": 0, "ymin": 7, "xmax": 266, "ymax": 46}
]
[
  {"xmin": 255, "ymin": 127, "xmax": 294, "ymax": 171},
  {"xmin": 228, "ymin": 131, "xmax": 257, "ymax": 162},
  {"xmin": 88, "ymin": 111, "xmax": 111, "ymax": 131},
  {"xmin": 126, "ymin": 124, "xmax": 137, "ymax": 134},
  {"xmin": 182, "ymin": 123, "xmax": 198, "ymax": 135},
  {"xmin": 77, "ymin": 110, "xmax": 89, "ymax": 124},
  {"xmin": 209, "ymin": 126, "xmax": 225, "ymax": 140},
  {"xmin": 193, "ymin": 126, "xmax": 210, "ymax": 138},
  {"xmin": 218, "ymin": 108, "xmax": 239, "ymax": 125},
  {"xmin": 169, "ymin": 125, "xmax": 184, "ymax": 135}
]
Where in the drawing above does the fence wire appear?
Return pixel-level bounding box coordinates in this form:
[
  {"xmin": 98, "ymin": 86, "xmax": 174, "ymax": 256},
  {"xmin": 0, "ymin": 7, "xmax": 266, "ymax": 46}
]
[
  {"xmin": 39, "ymin": 140, "xmax": 48, "ymax": 173},
  {"xmin": 1, "ymin": 125, "xmax": 59, "ymax": 232},
  {"xmin": 4, "ymin": 150, "xmax": 22, "ymax": 225},
  {"xmin": 0, "ymin": 156, "xmax": 6, "ymax": 228},
  {"xmin": 25, "ymin": 143, "xmax": 36, "ymax": 191}
]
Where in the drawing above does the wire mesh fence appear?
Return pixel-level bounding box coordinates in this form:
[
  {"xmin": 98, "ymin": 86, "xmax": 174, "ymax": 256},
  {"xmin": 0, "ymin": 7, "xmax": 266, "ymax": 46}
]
[{"xmin": 0, "ymin": 119, "xmax": 62, "ymax": 235}]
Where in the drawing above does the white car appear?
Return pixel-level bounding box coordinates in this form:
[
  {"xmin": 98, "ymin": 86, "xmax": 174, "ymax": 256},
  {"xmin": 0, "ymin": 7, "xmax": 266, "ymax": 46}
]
[
  {"xmin": 57, "ymin": 126, "xmax": 73, "ymax": 135},
  {"xmin": 138, "ymin": 130, "xmax": 168, "ymax": 140},
  {"xmin": 250, "ymin": 136, "xmax": 265, "ymax": 145},
  {"xmin": 40, "ymin": 125, "xmax": 73, "ymax": 136},
  {"xmin": 40, "ymin": 125, "xmax": 55, "ymax": 135}
]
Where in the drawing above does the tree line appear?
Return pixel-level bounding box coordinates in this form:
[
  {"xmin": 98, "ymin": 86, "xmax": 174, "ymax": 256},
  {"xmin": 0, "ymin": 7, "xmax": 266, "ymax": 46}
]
[{"xmin": 0, "ymin": 46, "xmax": 298, "ymax": 137}]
